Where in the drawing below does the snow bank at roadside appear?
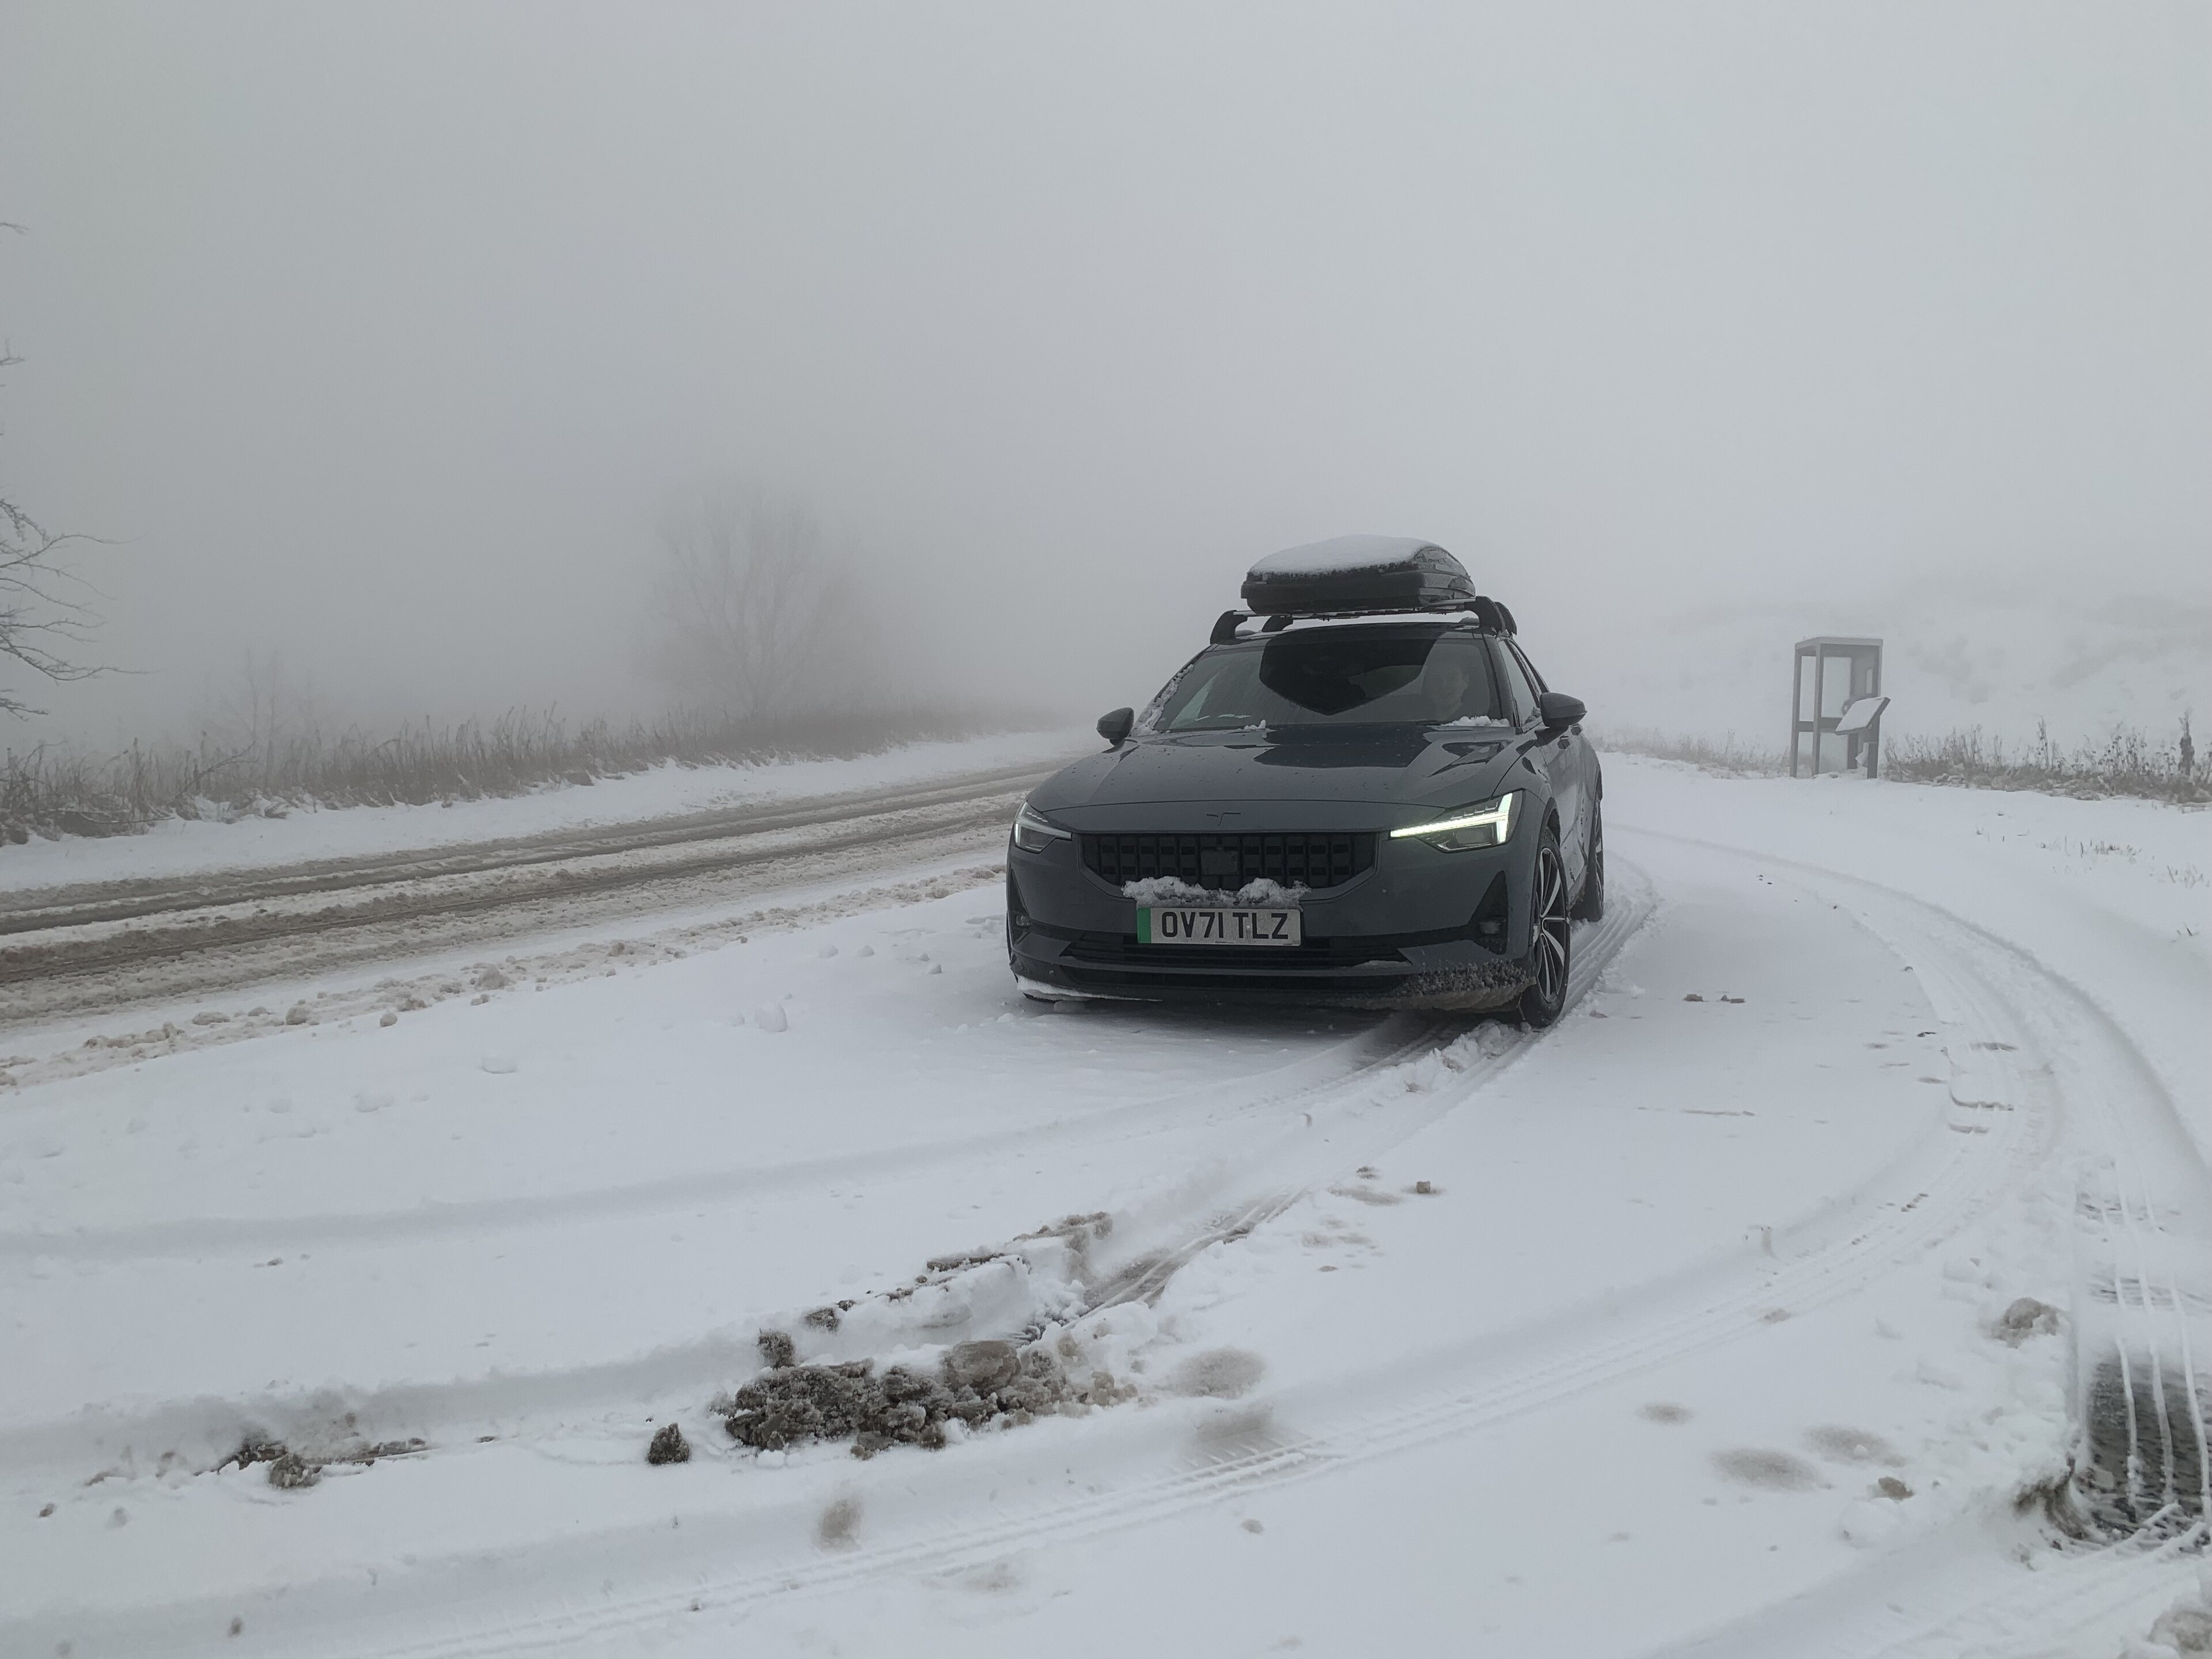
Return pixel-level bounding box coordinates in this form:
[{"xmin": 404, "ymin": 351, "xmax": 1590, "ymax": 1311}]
[{"xmin": 0, "ymin": 728, "xmax": 1088, "ymax": 892}]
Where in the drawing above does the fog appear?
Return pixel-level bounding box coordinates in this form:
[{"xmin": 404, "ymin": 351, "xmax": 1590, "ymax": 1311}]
[{"xmin": 2, "ymin": 2, "xmax": 2206, "ymax": 752}]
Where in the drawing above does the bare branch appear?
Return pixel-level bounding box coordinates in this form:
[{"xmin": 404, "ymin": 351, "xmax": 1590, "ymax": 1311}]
[
  {"xmin": 645, "ymin": 488, "xmax": 877, "ymax": 721},
  {"xmin": 1, "ymin": 297, "xmax": 107, "ymax": 714},
  {"xmin": 0, "ymin": 505, "xmax": 106, "ymax": 714}
]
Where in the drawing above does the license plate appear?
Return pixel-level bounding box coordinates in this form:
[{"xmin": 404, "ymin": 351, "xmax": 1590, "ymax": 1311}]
[{"xmin": 1137, "ymin": 907, "xmax": 1302, "ymax": 946}]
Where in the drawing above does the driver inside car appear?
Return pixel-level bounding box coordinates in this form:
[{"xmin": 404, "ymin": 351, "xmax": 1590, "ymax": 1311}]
[{"xmin": 1420, "ymin": 649, "xmax": 1475, "ymax": 722}]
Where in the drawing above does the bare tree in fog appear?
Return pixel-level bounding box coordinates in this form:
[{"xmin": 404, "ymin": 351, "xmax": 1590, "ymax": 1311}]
[
  {"xmin": 645, "ymin": 489, "xmax": 878, "ymax": 720},
  {"xmin": 1, "ymin": 310, "xmax": 100, "ymax": 717}
]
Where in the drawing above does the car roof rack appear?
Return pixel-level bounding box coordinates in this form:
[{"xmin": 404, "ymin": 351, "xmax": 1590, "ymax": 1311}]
[
  {"xmin": 1210, "ymin": 535, "xmax": 1518, "ymax": 642},
  {"xmin": 1209, "ymin": 596, "xmax": 1514, "ymax": 646}
]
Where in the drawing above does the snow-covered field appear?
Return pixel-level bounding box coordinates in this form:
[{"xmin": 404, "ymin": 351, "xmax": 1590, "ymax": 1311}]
[{"xmin": 2, "ymin": 751, "xmax": 2206, "ymax": 1657}]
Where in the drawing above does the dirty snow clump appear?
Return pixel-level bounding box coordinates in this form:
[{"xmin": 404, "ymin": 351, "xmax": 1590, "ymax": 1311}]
[
  {"xmin": 2134, "ymin": 1565, "xmax": 2212, "ymax": 1656},
  {"xmin": 721, "ymin": 1338, "xmax": 1074, "ymax": 1459},
  {"xmin": 1122, "ymin": 876, "xmax": 1306, "ymax": 908}
]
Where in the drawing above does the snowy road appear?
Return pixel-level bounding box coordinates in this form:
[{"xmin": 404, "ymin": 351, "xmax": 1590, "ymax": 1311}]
[
  {"xmin": 0, "ymin": 757, "xmax": 1064, "ymax": 1035},
  {"xmin": 2, "ymin": 755, "xmax": 2206, "ymax": 1657}
]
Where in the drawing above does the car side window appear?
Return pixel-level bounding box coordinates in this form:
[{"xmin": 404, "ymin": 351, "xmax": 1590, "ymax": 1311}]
[
  {"xmin": 1491, "ymin": 639, "xmax": 1540, "ymax": 727},
  {"xmin": 1508, "ymin": 641, "xmax": 1548, "ymax": 694}
]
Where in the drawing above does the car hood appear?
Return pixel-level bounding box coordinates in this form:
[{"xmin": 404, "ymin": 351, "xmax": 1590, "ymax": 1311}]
[{"xmin": 1028, "ymin": 728, "xmax": 1524, "ymax": 817}]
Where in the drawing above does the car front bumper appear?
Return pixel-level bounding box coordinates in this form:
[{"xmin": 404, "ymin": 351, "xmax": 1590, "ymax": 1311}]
[{"xmin": 1004, "ymin": 810, "xmax": 1543, "ymax": 1010}]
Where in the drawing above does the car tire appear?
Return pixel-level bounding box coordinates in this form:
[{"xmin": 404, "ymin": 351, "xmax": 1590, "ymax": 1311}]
[
  {"xmin": 1516, "ymin": 824, "xmax": 1572, "ymax": 1029},
  {"xmin": 1570, "ymin": 802, "xmax": 1605, "ymax": 922}
]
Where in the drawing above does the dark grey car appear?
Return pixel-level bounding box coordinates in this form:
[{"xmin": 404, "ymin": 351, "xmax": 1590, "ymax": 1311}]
[{"xmin": 1006, "ymin": 548, "xmax": 1603, "ymax": 1027}]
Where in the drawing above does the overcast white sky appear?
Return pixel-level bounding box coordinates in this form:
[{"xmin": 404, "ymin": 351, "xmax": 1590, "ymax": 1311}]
[{"xmin": 2, "ymin": 2, "xmax": 2206, "ymax": 743}]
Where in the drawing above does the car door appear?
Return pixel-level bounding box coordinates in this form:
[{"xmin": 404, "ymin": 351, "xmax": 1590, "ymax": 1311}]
[{"xmin": 1490, "ymin": 638, "xmax": 1585, "ymax": 888}]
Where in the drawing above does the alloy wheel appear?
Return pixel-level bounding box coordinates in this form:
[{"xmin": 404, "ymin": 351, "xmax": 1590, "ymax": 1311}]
[{"xmin": 1533, "ymin": 842, "xmax": 1570, "ymax": 1008}]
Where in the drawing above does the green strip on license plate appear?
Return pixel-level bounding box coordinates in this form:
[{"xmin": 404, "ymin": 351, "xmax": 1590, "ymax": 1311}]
[{"xmin": 1137, "ymin": 907, "xmax": 1152, "ymax": 944}]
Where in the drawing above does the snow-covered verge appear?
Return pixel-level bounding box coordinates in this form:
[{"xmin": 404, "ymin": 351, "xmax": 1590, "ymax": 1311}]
[
  {"xmin": 0, "ymin": 727, "xmax": 1085, "ymax": 892},
  {"xmin": 1599, "ymin": 755, "xmax": 2211, "ymax": 1169},
  {"xmin": 1596, "ymin": 721, "xmax": 2210, "ymax": 804},
  {"xmin": 0, "ymin": 757, "xmax": 2205, "ymax": 1657}
]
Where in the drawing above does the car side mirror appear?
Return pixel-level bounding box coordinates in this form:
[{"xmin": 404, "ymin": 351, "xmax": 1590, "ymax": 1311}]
[
  {"xmin": 1536, "ymin": 692, "xmax": 1585, "ymax": 732},
  {"xmin": 1097, "ymin": 707, "xmax": 1135, "ymax": 748}
]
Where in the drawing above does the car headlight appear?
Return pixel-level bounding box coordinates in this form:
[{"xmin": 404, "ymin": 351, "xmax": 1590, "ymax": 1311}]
[
  {"xmin": 1389, "ymin": 790, "xmax": 1518, "ymax": 853},
  {"xmin": 1012, "ymin": 805, "xmax": 1073, "ymax": 854}
]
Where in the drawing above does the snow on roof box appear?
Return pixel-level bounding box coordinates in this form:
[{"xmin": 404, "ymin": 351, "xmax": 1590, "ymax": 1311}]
[{"xmin": 1241, "ymin": 536, "xmax": 1475, "ymax": 616}]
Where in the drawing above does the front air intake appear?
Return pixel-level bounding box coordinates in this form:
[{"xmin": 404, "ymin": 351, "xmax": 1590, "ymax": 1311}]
[{"xmin": 1081, "ymin": 832, "xmax": 1374, "ymax": 892}]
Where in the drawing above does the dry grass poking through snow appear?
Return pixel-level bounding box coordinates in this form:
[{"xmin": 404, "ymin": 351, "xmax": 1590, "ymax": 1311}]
[
  {"xmin": 1881, "ymin": 720, "xmax": 2208, "ymax": 803},
  {"xmin": 0, "ymin": 703, "xmax": 997, "ymax": 841},
  {"xmin": 1597, "ymin": 718, "xmax": 2209, "ymax": 804}
]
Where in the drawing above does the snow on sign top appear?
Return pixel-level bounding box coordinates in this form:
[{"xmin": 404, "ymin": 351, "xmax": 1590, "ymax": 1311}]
[
  {"xmin": 1240, "ymin": 536, "xmax": 1474, "ymax": 616},
  {"xmin": 1248, "ymin": 535, "xmax": 1442, "ymax": 578}
]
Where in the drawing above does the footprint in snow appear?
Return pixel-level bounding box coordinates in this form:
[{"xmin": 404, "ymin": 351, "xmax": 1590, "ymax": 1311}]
[
  {"xmin": 1713, "ymin": 1448, "xmax": 1824, "ymax": 1491},
  {"xmin": 1803, "ymin": 1426, "xmax": 1903, "ymax": 1467},
  {"xmin": 480, "ymin": 1056, "xmax": 519, "ymax": 1075},
  {"xmin": 753, "ymin": 1005, "xmax": 789, "ymax": 1033}
]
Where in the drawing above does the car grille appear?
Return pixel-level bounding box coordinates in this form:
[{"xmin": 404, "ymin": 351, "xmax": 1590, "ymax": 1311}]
[{"xmin": 1080, "ymin": 831, "xmax": 1375, "ymax": 892}]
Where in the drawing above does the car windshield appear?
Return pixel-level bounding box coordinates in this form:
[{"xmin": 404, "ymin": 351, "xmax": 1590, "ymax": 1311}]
[{"xmin": 1152, "ymin": 627, "xmax": 1510, "ymax": 732}]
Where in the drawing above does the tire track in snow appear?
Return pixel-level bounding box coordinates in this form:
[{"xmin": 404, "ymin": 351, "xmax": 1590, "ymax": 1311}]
[
  {"xmin": 0, "ymin": 1007, "xmax": 1476, "ymax": 1481},
  {"xmin": 0, "ymin": 869, "xmax": 1659, "ymax": 1659},
  {"xmin": 1635, "ymin": 830, "xmax": 2212, "ymax": 1543},
  {"xmin": 1658, "ymin": 1524, "xmax": 2210, "ymax": 1659},
  {"xmin": 1626, "ymin": 839, "xmax": 2212, "ymax": 1659},
  {"xmin": 160, "ymin": 844, "xmax": 2092, "ymax": 1659},
  {"xmin": 0, "ymin": 1009, "xmax": 1461, "ymax": 1264}
]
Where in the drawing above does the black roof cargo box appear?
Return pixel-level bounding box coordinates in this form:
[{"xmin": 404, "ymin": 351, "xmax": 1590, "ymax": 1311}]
[{"xmin": 1240, "ymin": 535, "xmax": 1475, "ymax": 616}]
